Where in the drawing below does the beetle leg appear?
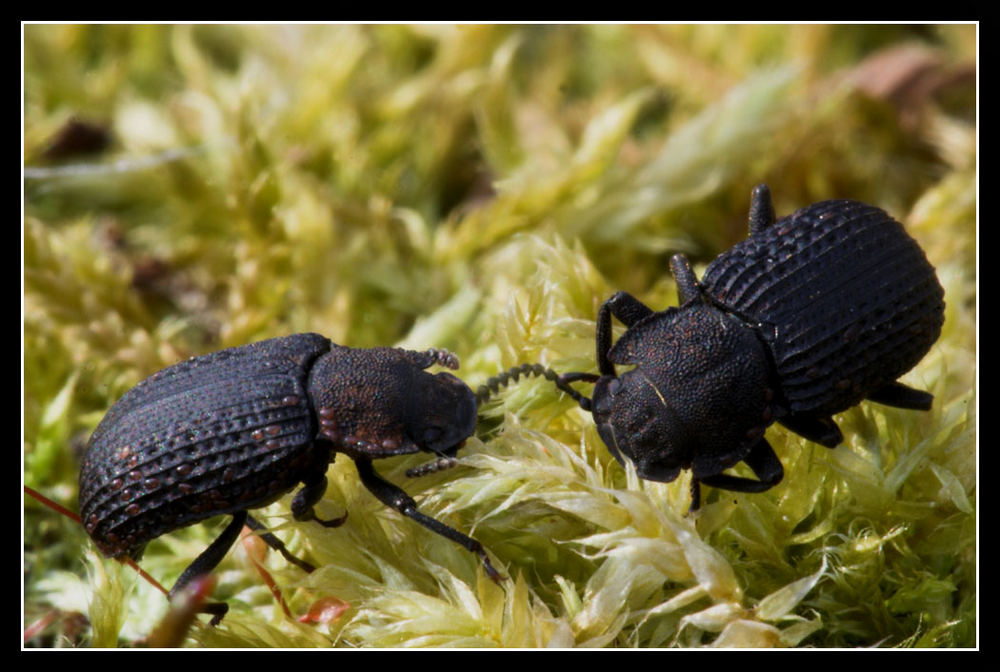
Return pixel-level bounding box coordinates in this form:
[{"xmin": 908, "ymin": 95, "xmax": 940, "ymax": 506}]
[
  {"xmin": 669, "ymin": 254, "xmax": 702, "ymax": 304},
  {"xmin": 694, "ymin": 438, "xmax": 784, "ymax": 502},
  {"xmin": 778, "ymin": 414, "xmax": 843, "ymax": 448},
  {"xmin": 353, "ymin": 457, "xmax": 503, "ymax": 582},
  {"xmin": 291, "ymin": 471, "xmax": 348, "ymax": 528},
  {"xmin": 747, "ymin": 183, "xmax": 776, "ymax": 235},
  {"xmin": 553, "ymin": 371, "xmax": 598, "ymax": 411},
  {"xmin": 597, "ymin": 292, "xmax": 654, "ymax": 375},
  {"xmin": 689, "ymin": 479, "xmax": 703, "ymax": 512},
  {"xmin": 865, "ymin": 381, "xmax": 933, "ymax": 411},
  {"xmin": 168, "ymin": 511, "xmax": 248, "ymax": 625},
  {"xmin": 244, "ymin": 514, "xmax": 316, "ymax": 573}
]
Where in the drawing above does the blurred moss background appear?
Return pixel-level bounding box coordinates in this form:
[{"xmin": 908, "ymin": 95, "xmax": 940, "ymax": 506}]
[{"xmin": 23, "ymin": 24, "xmax": 976, "ymax": 648}]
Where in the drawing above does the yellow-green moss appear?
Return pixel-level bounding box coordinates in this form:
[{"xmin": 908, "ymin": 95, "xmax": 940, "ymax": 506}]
[{"xmin": 24, "ymin": 23, "xmax": 976, "ymax": 648}]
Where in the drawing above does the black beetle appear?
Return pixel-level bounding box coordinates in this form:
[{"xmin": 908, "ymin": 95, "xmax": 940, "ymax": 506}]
[
  {"xmin": 78, "ymin": 333, "xmax": 561, "ymax": 622},
  {"xmin": 554, "ymin": 185, "xmax": 945, "ymax": 509}
]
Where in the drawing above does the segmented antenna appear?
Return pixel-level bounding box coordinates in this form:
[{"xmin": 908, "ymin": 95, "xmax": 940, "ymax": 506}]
[
  {"xmin": 405, "ymin": 363, "xmax": 599, "ymax": 479},
  {"xmin": 405, "ymin": 455, "xmax": 459, "ymax": 478},
  {"xmin": 425, "ymin": 347, "xmax": 460, "ymax": 370},
  {"xmin": 474, "ymin": 362, "xmax": 596, "ymax": 410}
]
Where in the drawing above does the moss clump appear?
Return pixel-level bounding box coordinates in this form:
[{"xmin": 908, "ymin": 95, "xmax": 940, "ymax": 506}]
[{"xmin": 24, "ymin": 24, "xmax": 975, "ymax": 648}]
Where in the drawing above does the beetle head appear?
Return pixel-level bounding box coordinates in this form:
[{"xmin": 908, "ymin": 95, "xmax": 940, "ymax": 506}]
[
  {"xmin": 405, "ymin": 370, "xmax": 478, "ymax": 455},
  {"xmin": 590, "ymin": 303, "xmax": 774, "ymax": 483},
  {"xmin": 591, "ymin": 371, "xmax": 693, "ymax": 482}
]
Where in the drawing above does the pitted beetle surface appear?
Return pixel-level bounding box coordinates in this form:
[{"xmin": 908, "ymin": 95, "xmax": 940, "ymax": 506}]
[
  {"xmin": 554, "ymin": 185, "xmax": 945, "ymax": 509},
  {"xmin": 79, "ymin": 335, "xmax": 558, "ymax": 623}
]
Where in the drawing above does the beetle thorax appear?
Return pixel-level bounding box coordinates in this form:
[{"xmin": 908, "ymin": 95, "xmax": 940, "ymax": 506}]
[
  {"xmin": 307, "ymin": 347, "xmax": 477, "ymax": 459},
  {"xmin": 592, "ymin": 303, "xmax": 775, "ymax": 482}
]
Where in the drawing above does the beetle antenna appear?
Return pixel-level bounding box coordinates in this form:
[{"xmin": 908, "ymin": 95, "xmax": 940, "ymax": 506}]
[
  {"xmin": 475, "ymin": 363, "xmax": 597, "ymax": 410},
  {"xmin": 405, "ymin": 455, "xmax": 459, "ymax": 478},
  {"xmin": 407, "ymin": 364, "xmax": 596, "ymax": 480}
]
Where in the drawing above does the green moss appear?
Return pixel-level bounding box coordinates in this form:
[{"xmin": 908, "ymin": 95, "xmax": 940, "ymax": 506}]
[{"xmin": 24, "ymin": 23, "xmax": 976, "ymax": 648}]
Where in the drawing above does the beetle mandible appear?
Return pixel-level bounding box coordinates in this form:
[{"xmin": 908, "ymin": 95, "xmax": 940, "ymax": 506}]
[
  {"xmin": 78, "ymin": 333, "xmax": 562, "ymax": 623},
  {"xmin": 553, "ymin": 184, "xmax": 945, "ymax": 509}
]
